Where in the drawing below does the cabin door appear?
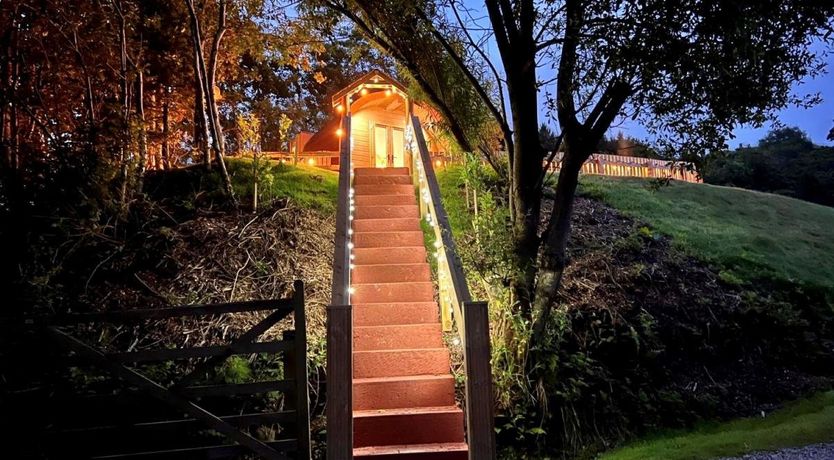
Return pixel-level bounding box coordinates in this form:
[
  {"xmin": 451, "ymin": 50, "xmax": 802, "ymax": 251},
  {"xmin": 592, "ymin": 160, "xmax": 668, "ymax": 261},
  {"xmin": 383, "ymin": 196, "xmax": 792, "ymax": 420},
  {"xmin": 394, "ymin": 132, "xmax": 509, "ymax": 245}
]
[
  {"xmin": 373, "ymin": 126, "xmax": 388, "ymax": 168},
  {"xmin": 373, "ymin": 125, "xmax": 406, "ymax": 168},
  {"xmin": 391, "ymin": 128, "xmax": 405, "ymax": 168}
]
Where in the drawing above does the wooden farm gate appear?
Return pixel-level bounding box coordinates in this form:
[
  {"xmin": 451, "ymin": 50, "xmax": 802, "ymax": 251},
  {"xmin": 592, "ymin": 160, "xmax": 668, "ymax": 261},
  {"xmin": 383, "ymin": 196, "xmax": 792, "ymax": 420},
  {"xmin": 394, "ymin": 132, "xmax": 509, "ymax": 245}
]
[{"xmin": 0, "ymin": 281, "xmax": 310, "ymax": 459}]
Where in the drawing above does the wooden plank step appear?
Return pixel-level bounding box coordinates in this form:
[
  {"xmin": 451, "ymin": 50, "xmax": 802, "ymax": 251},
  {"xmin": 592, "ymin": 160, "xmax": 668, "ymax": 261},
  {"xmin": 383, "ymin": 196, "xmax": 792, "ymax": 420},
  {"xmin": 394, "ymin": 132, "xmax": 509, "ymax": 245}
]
[
  {"xmin": 353, "ymin": 406, "xmax": 465, "ymax": 447},
  {"xmin": 353, "ymin": 302, "xmax": 439, "ymax": 327},
  {"xmin": 355, "ymin": 195, "xmax": 416, "ymax": 206},
  {"xmin": 354, "ymin": 324, "xmax": 443, "ymax": 351},
  {"xmin": 353, "ymin": 218, "xmax": 422, "ymax": 232},
  {"xmin": 353, "ymin": 442, "xmax": 468, "ymax": 459},
  {"xmin": 353, "ymin": 375, "xmax": 456, "ymax": 411},
  {"xmin": 353, "ymin": 231, "xmax": 424, "ymax": 249},
  {"xmin": 353, "ymin": 247, "xmax": 427, "ymax": 265},
  {"xmin": 352, "ymin": 263, "xmax": 431, "ymax": 284},
  {"xmin": 353, "ymin": 349, "xmax": 450, "ymax": 378},
  {"xmin": 354, "ymin": 175, "xmax": 412, "ymax": 185},
  {"xmin": 351, "ymin": 282, "xmax": 435, "ymax": 304},
  {"xmin": 354, "ymin": 167, "xmax": 410, "ymax": 176},
  {"xmin": 355, "ymin": 205, "xmax": 419, "ymax": 220},
  {"xmin": 354, "ymin": 184, "xmax": 414, "ymax": 196}
]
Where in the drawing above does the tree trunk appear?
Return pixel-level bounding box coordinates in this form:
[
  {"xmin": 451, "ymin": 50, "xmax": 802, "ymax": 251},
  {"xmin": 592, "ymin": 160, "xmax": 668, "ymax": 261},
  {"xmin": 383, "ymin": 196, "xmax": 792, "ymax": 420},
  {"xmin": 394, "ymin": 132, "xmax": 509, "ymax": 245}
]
[
  {"xmin": 134, "ymin": 68, "xmax": 147, "ymax": 193},
  {"xmin": 530, "ymin": 149, "xmax": 585, "ymax": 342},
  {"xmin": 185, "ymin": 0, "xmax": 235, "ymax": 203},
  {"xmin": 116, "ymin": 2, "xmax": 130, "ymax": 209},
  {"xmin": 162, "ymin": 93, "xmax": 170, "ymax": 169},
  {"xmin": 506, "ymin": 58, "xmax": 544, "ymax": 316},
  {"xmin": 193, "ymin": 77, "xmax": 210, "ymax": 167}
]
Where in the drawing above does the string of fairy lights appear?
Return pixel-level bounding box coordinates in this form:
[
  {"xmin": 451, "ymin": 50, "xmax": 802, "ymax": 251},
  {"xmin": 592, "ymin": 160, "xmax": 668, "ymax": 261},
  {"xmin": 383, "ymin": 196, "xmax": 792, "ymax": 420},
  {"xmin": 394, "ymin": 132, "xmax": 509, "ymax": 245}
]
[{"xmin": 337, "ymin": 80, "xmax": 456, "ymax": 321}]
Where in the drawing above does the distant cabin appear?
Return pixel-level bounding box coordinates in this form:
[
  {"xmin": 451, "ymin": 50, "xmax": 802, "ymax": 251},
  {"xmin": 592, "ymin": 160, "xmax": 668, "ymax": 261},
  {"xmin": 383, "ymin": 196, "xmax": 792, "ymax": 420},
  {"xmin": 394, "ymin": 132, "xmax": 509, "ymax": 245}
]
[{"xmin": 286, "ymin": 70, "xmax": 450, "ymax": 171}]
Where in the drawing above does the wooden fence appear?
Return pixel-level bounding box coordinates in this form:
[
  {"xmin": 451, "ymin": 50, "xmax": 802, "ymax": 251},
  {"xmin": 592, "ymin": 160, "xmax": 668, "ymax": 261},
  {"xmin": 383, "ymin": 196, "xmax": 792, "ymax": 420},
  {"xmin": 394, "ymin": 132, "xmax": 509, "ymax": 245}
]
[
  {"xmin": 0, "ymin": 283, "xmax": 310, "ymax": 459},
  {"xmin": 547, "ymin": 152, "xmax": 701, "ymax": 183}
]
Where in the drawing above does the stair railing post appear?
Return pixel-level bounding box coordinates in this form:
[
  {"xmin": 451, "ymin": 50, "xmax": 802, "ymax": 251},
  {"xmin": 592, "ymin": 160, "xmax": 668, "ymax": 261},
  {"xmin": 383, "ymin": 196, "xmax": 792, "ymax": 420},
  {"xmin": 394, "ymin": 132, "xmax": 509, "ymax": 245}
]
[
  {"xmin": 326, "ymin": 304, "xmax": 352, "ymax": 460},
  {"xmin": 463, "ymin": 301, "xmax": 496, "ymax": 459},
  {"xmin": 328, "ymin": 114, "xmax": 353, "ymax": 459}
]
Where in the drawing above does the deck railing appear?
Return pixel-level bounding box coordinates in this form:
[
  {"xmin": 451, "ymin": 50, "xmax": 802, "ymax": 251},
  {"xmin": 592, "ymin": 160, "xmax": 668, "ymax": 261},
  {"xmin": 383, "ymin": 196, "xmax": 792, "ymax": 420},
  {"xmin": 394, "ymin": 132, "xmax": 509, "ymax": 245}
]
[
  {"xmin": 408, "ymin": 115, "xmax": 497, "ymax": 459},
  {"xmin": 327, "ymin": 114, "xmax": 353, "ymax": 459},
  {"xmin": 547, "ymin": 152, "xmax": 701, "ymax": 183}
]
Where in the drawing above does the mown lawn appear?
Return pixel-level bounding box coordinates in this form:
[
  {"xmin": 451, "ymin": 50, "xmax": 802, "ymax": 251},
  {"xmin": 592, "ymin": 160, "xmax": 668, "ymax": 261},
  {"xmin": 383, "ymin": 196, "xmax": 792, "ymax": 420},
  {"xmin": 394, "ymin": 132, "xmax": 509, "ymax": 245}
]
[
  {"xmin": 579, "ymin": 176, "xmax": 834, "ymax": 290},
  {"xmin": 600, "ymin": 391, "xmax": 834, "ymax": 460}
]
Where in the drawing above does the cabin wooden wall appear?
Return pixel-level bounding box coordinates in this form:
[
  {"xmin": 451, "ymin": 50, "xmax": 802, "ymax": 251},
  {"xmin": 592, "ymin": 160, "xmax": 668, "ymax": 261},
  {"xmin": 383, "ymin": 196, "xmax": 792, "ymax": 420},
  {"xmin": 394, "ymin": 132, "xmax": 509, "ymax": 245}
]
[{"xmin": 351, "ymin": 107, "xmax": 407, "ymax": 169}]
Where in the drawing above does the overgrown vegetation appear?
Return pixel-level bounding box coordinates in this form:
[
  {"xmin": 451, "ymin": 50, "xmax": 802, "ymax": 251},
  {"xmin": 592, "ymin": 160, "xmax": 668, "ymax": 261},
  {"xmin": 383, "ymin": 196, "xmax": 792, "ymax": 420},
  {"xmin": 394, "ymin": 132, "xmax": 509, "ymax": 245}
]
[
  {"xmin": 437, "ymin": 164, "xmax": 834, "ymax": 458},
  {"xmin": 2, "ymin": 162, "xmax": 336, "ymax": 456}
]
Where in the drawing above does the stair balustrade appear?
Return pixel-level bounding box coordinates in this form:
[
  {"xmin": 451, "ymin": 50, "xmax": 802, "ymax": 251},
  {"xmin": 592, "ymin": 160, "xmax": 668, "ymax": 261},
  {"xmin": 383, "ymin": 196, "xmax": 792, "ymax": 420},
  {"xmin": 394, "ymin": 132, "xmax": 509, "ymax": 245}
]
[{"xmin": 407, "ymin": 115, "xmax": 497, "ymax": 460}]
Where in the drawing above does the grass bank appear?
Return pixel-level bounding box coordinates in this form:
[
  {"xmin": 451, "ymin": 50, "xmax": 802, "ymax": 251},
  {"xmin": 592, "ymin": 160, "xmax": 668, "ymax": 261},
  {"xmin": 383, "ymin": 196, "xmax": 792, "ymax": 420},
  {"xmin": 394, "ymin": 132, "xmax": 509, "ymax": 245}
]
[
  {"xmin": 601, "ymin": 391, "xmax": 834, "ymax": 460},
  {"xmin": 226, "ymin": 159, "xmax": 338, "ymax": 211},
  {"xmin": 579, "ymin": 176, "xmax": 834, "ymax": 290}
]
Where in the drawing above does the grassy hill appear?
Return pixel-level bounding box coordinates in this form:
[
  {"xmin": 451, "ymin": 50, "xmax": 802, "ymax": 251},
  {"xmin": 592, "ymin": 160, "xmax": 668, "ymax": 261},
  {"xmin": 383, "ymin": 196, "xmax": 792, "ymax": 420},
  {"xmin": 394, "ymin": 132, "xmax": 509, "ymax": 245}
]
[{"xmin": 579, "ymin": 176, "xmax": 834, "ymax": 291}]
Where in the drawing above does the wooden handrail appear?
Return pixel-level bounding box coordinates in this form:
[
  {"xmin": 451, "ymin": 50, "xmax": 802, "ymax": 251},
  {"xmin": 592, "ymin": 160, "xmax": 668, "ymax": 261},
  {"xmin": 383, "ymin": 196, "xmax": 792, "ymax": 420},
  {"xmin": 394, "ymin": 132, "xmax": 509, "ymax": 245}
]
[
  {"xmin": 331, "ymin": 115, "xmax": 352, "ymax": 306},
  {"xmin": 408, "ymin": 115, "xmax": 496, "ymax": 460},
  {"xmin": 327, "ymin": 114, "xmax": 353, "ymax": 459}
]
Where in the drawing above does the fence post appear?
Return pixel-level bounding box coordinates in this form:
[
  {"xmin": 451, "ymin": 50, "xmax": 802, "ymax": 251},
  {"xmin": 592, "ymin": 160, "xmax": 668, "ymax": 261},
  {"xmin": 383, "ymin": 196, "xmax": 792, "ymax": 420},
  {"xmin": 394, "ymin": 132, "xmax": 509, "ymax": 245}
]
[
  {"xmin": 327, "ymin": 304, "xmax": 353, "ymax": 460},
  {"xmin": 292, "ymin": 280, "xmax": 311, "ymax": 459},
  {"xmin": 463, "ymin": 301, "xmax": 495, "ymax": 459}
]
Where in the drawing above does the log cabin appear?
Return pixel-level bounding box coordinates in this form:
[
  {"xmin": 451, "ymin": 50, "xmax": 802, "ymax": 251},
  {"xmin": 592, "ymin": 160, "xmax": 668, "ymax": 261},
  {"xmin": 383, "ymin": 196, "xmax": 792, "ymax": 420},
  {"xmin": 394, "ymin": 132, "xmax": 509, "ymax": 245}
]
[{"xmin": 288, "ymin": 70, "xmax": 451, "ymax": 171}]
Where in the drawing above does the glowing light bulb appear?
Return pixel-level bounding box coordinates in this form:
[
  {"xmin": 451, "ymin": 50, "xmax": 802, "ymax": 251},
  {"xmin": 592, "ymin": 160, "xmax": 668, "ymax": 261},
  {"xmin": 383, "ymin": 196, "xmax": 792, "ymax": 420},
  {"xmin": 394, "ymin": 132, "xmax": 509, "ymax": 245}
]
[
  {"xmin": 348, "ymin": 229, "xmax": 354, "ymax": 235},
  {"xmin": 348, "ymin": 242, "xmax": 354, "ymax": 249},
  {"xmin": 360, "ymin": 87, "xmax": 368, "ymax": 96},
  {"xmin": 336, "ymin": 104, "xmax": 344, "ymax": 113},
  {"xmin": 385, "ymin": 89, "xmax": 392, "ymax": 96},
  {"xmin": 307, "ymin": 158, "xmax": 315, "ymax": 166},
  {"xmin": 336, "ymin": 128, "xmax": 343, "ymax": 137}
]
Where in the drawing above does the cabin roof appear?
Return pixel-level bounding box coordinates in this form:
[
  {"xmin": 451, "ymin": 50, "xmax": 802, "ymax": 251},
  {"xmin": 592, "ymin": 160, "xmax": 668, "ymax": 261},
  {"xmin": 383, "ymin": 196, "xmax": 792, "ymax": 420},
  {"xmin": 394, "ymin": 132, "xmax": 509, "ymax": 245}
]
[
  {"xmin": 302, "ymin": 117, "xmax": 340, "ymax": 153},
  {"xmin": 331, "ymin": 70, "xmax": 407, "ymax": 107}
]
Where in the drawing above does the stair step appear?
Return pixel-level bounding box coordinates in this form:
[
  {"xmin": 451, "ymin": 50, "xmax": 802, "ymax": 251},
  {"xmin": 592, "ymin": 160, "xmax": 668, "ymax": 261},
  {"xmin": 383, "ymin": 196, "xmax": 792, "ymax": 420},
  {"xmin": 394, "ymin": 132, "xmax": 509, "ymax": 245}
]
[
  {"xmin": 354, "ymin": 349, "xmax": 450, "ymax": 378},
  {"xmin": 355, "ymin": 195, "xmax": 416, "ymax": 206},
  {"xmin": 354, "ymin": 324, "xmax": 443, "ymax": 351},
  {"xmin": 352, "ymin": 264, "xmax": 431, "ymax": 284},
  {"xmin": 353, "ymin": 406, "xmax": 465, "ymax": 448},
  {"xmin": 355, "ymin": 167, "xmax": 410, "ymax": 176},
  {"xmin": 353, "ymin": 375, "xmax": 456, "ymax": 411},
  {"xmin": 354, "ymin": 175, "xmax": 412, "ymax": 185},
  {"xmin": 354, "ymin": 218, "xmax": 421, "ymax": 232},
  {"xmin": 355, "ymin": 184, "xmax": 414, "ymax": 196},
  {"xmin": 351, "ymin": 282, "xmax": 435, "ymax": 304},
  {"xmin": 353, "ymin": 302, "xmax": 439, "ymax": 327},
  {"xmin": 355, "ymin": 205, "xmax": 419, "ymax": 220},
  {"xmin": 354, "ymin": 247, "xmax": 427, "ymax": 265},
  {"xmin": 353, "ymin": 443, "xmax": 468, "ymax": 459},
  {"xmin": 354, "ymin": 231, "xmax": 424, "ymax": 249}
]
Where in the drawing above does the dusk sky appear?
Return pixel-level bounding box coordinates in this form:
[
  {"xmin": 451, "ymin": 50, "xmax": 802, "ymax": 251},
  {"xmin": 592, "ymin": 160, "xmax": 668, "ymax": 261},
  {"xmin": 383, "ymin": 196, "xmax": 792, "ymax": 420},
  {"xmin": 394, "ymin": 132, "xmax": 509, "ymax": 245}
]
[{"xmin": 613, "ymin": 46, "xmax": 834, "ymax": 149}]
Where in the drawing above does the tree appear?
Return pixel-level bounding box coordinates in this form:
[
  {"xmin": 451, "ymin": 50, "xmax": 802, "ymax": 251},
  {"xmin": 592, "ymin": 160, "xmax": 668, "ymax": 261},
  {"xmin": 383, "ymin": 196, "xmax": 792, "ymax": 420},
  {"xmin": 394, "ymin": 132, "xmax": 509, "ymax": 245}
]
[
  {"xmin": 539, "ymin": 124, "xmax": 560, "ymax": 152},
  {"xmin": 184, "ymin": 0, "xmax": 235, "ymax": 202},
  {"xmin": 324, "ymin": 0, "xmax": 834, "ymax": 347}
]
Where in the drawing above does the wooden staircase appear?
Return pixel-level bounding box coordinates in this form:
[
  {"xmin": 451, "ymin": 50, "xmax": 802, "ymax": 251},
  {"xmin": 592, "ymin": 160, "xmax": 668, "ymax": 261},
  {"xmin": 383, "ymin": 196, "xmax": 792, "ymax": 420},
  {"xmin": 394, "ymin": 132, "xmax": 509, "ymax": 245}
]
[{"xmin": 350, "ymin": 167, "xmax": 468, "ymax": 459}]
